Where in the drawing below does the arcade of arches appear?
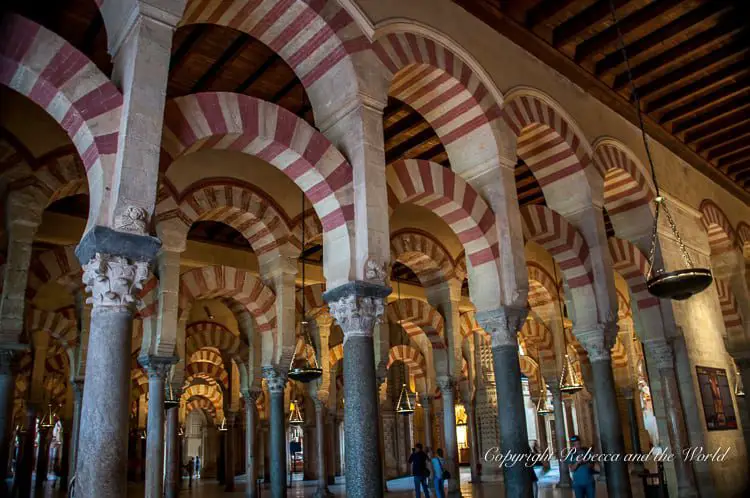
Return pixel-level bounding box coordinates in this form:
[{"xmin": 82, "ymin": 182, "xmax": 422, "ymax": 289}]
[{"xmin": 0, "ymin": 1, "xmax": 749, "ymax": 498}]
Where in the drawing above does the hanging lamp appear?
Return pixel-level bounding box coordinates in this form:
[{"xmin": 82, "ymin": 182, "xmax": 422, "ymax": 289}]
[
  {"xmin": 395, "ymin": 383, "xmax": 415, "ymax": 415},
  {"xmin": 288, "ymin": 190, "xmax": 323, "ymax": 383},
  {"xmin": 554, "ymin": 265, "xmax": 584, "ymax": 394},
  {"xmin": 735, "ymin": 369, "xmax": 745, "ymax": 398},
  {"xmin": 39, "ymin": 403, "xmax": 56, "ymax": 429},
  {"xmin": 608, "ymin": 0, "xmax": 711, "ymax": 300},
  {"xmin": 218, "ymin": 416, "xmax": 228, "ymax": 432},
  {"xmin": 289, "ymin": 400, "xmax": 304, "ymax": 425},
  {"xmin": 536, "ymin": 381, "xmax": 554, "ymax": 415}
]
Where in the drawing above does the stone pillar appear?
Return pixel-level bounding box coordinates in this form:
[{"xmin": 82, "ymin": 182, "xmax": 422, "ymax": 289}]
[
  {"xmin": 325, "ymin": 282, "xmax": 389, "ymax": 498},
  {"xmin": 476, "ymin": 306, "xmax": 532, "ymax": 498},
  {"xmin": 67, "ymin": 379, "xmax": 84, "ymax": 483},
  {"xmin": 564, "ymin": 398, "xmax": 576, "ymax": 439},
  {"xmin": 549, "ymin": 383, "xmax": 572, "ymax": 488},
  {"xmin": 326, "ymin": 412, "xmax": 337, "ymax": 485},
  {"xmin": 645, "ymin": 339, "xmax": 698, "ymax": 498},
  {"xmin": 466, "ymin": 402, "xmax": 481, "ymax": 482},
  {"xmin": 622, "ymin": 388, "xmax": 644, "ymax": 474},
  {"xmin": 736, "ymin": 358, "xmax": 750, "ymax": 467},
  {"xmin": 75, "ymin": 249, "xmax": 154, "ymax": 498},
  {"xmin": 0, "ymin": 350, "xmax": 18, "ymax": 489},
  {"xmin": 35, "ymin": 425, "xmax": 52, "ymax": 485},
  {"xmin": 0, "ymin": 216, "xmax": 39, "ymax": 345},
  {"xmin": 264, "ymin": 368, "xmax": 287, "ymax": 498},
  {"xmin": 224, "ymin": 411, "xmax": 237, "ymax": 491},
  {"xmin": 165, "ymin": 404, "xmax": 180, "ymax": 498},
  {"xmin": 140, "ymin": 356, "xmax": 174, "ymax": 498},
  {"xmin": 535, "ymin": 411, "xmax": 550, "ymax": 471},
  {"xmin": 437, "ymin": 377, "xmax": 462, "ymax": 496},
  {"xmin": 312, "ymin": 398, "xmax": 332, "ymax": 498},
  {"xmin": 420, "ymin": 394, "xmax": 433, "ymax": 450},
  {"xmin": 243, "ymin": 388, "xmax": 261, "ymax": 498},
  {"xmin": 577, "ymin": 326, "xmax": 632, "ymax": 498}
]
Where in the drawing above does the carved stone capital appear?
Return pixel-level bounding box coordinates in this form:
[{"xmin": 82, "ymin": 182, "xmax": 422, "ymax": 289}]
[
  {"xmin": 419, "ymin": 394, "xmax": 433, "ymax": 407},
  {"xmin": 139, "ymin": 355, "xmax": 177, "ymax": 379},
  {"xmin": 114, "ymin": 205, "xmax": 149, "ymax": 235},
  {"xmin": 324, "ymin": 282, "xmax": 390, "ymax": 341},
  {"xmin": 437, "ymin": 376, "xmax": 456, "ymax": 395},
  {"xmin": 263, "ymin": 367, "xmax": 287, "ymax": 395},
  {"xmin": 644, "ymin": 338, "xmax": 675, "ymax": 371},
  {"xmin": 475, "ymin": 306, "xmax": 528, "ymax": 349},
  {"xmin": 242, "ymin": 388, "xmax": 262, "ymax": 404},
  {"xmin": 82, "ymin": 253, "xmax": 149, "ymax": 310},
  {"xmin": 575, "ymin": 322, "xmax": 618, "ymax": 363}
]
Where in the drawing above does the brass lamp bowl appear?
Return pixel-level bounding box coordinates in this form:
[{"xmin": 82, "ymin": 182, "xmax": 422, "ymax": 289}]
[
  {"xmin": 647, "ymin": 268, "xmax": 713, "ymax": 301},
  {"xmin": 287, "ymin": 366, "xmax": 323, "ymax": 383}
]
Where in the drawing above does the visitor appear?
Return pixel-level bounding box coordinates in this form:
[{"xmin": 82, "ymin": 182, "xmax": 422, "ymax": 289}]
[
  {"xmin": 431, "ymin": 448, "xmax": 446, "ymax": 498},
  {"xmin": 195, "ymin": 456, "xmax": 201, "ymax": 478},
  {"xmin": 527, "ymin": 445, "xmax": 539, "ymax": 498},
  {"xmin": 564, "ymin": 435, "xmax": 596, "ymax": 498},
  {"xmin": 408, "ymin": 443, "xmax": 431, "ymax": 498},
  {"xmin": 186, "ymin": 457, "xmax": 195, "ymax": 488}
]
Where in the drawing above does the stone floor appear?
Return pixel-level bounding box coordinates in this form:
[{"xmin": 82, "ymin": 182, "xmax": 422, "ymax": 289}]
[{"xmin": 12, "ymin": 465, "xmax": 650, "ymax": 497}]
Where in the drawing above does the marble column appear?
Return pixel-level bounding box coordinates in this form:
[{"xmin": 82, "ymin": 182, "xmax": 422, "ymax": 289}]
[
  {"xmin": 438, "ymin": 377, "xmax": 462, "ymax": 496},
  {"xmin": 140, "ymin": 356, "xmax": 174, "ymax": 498},
  {"xmin": 264, "ymin": 368, "xmax": 287, "ymax": 498},
  {"xmin": 621, "ymin": 388, "xmax": 644, "ymax": 474},
  {"xmin": 67, "ymin": 379, "xmax": 84, "ymax": 482},
  {"xmin": 165, "ymin": 404, "xmax": 180, "ymax": 498},
  {"xmin": 75, "ymin": 248, "xmax": 154, "ymax": 498},
  {"xmin": 35, "ymin": 425, "xmax": 52, "ymax": 486},
  {"xmin": 645, "ymin": 339, "xmax": 698, "ymax": 498},
  {"xmin": 467, "ymin": 402, "xmax": 481, "ymax": 482},
  {"xmin": 243, "ymin": 388, "xmax": 261, "ymax": 498},
  {"xmin": 549, "ymin": 383, "xmax": 572, "ymax": 488},
  {"xmin": 578, "ymin": 326, "xmax": 632, "ymax": 498},
  {"xmin": 325, "ymin": 282, "xmax": 389, "ymax": 498},
  {"xmin": 535, "ymin": 411, "xmax": 551, "ymax": 471},
  {"xmin": 420, "ymin": 394, "xmax": 433, "ymax": 450},
  {"xmin": 225, "ymin": 411, "xmax": 237, "ymax": 491},
  {"xmin": 312, "ymin": 398, "xmax": 332, "ymax": 498},
  {"xmin": 476, "ymin": 306, "xmax": 532, "ymax": 498},
  {"xmin": 0, "ymin": 349, "xmax": 17, "ymax": 489}
]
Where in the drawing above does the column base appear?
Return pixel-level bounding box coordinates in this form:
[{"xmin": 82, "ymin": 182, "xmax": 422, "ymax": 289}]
[{"xmin": 312, "ymin": 486, "xmax": 334, "ymax": 498}]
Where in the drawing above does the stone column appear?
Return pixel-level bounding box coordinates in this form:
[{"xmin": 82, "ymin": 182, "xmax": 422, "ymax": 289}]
[
  {"xmin": 12, "ymin": 405, "xmax": 37, "ymax": 497},
  {"xmin": 645, "ymin": 339, "xmax": 698, "ymax": 498},
  {"xmin": 67, "ymin": 379, "xmax": 84, "ymax": 482},
  {"xmin": 243, "ymin": 388, "xmax": 261, "ymax": 498},
  {"xmin": 325, "ymin": 282, "xmax": 389, "ymax": 498},
  {"xmin": 476, "ymin": 306, "xmax": 532, "ymax": 498},
  {"xmin": 264, "ymin": 368, "xmax": 287, "ymax": 498},
  {"xmin": 140, "ymin": 356, "xmax": 174, "ymax": 498},
  {"xmin": 326, "ymin": 412, "xmax": 337, "ymax": 485},
  {"xmin": 0, "ymin": 350, "xmax": 18, "ymax": 489},
  {"xmin": 165, "ymin": 403, "xmax": 180, "ymax": 498},
  {"xmin": 549, "ymin": 383, "xmax": 572, "ymax": 488},
  {"xmin": 35, "ymin": 425, "xmax": 52, "ymax": 485},
  {"xmin": 437, "ymin": 377, "xmax": 462, "ymax": 496},
  {"xmin": 564, "ymin": 398, "xmax": 576, "ymax": 439},
  {"xmin": 621, "ymin": 388, "xmax": 644, "ymax": 474},
  {"xmin": 312, "ymin": 398, "xmax": 332, "ymax": 498},
  {"xmin": 577, "ymin": 326, "xmax": 632, "ymax": 498},
  {"xmin": 535, "ymin": 411, "xmax": 550, "ymax": 471},
  {"xmin": 75, "ymin": 249, "xmax": 154, "ymax": 498},
  {"xmin": 466, "ymin": 401, "xmax": 481, "ymax": 482},
  {"xmin": 420, "ymin": 394, "xmax": 433, "ymax": 449}
]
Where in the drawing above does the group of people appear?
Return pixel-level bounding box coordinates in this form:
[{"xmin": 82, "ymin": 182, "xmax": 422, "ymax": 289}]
[
  {"xmin": 183, "ymin": 456, "xmax": 201, "ymax": 488},
  {"xmin": 408, "ymin": 443, "xmax": 449, "ymax": 498}
]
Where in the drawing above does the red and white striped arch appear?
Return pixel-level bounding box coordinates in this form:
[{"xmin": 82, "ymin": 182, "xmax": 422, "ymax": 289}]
[
  {"xmin": 0, "ymin": 14, "xmax": 122, "ymax": 231},
  {"xmin": 502, "ymin": 90, "xmax": 593, "ymax": 213},
  {"xmin": 459, "ymin": 311, "xmax": 488, "ymax": 343},
  {"xmin": 296, "ymin": 283, "xmax": 327, "ymax": 318},
  {"xmin": 521, "ymin": 319, "xmax": 554, "ymax": 363},
  {"xmin": 607, "ymin": 237, "xmax": 660, "ymax": 311},
  {"xmin": 291, "ymin": 209, "xmax": 323, "ymax": 248},
  {"xmin": 190, "ymin": 349, "xmax": 224, "ymax": 367},
  {"xmin": 178, "ymin": 265, "xmax": 276, "ymax": 332},
  {"xmin": 592, "ymin": 140, "xmax": 654, "ymax": 217},
  {"xmin": 186, "ymin": 397, "xmax": 219, "ymax": 422},
  {"xmin": 156, "ymin": 180, "xmax": 296, "ymax": 260},
  {"xmin": 715, "ymin": 278, "xmax": 744, "ymax": 336},
  {"xmin": 186, "ymin": 321, "xmax": 248, "ymax": 360},
  {"xmin": 526, "ymin": 262, "xmax": 558, "ymax": 308},
  {"xmin": 387, "ymin": 159, "xmax": 501, "ymax": 309},
  {"xmin": 387, "ymin": 344, "xmax": 426, "ymax": 380},
  {"xmin": 391, "ymin": 229, "xmax": 458, "ymax": 288},
  {"xmin": 610, "ymin": 337, "xmax": 629, "ymax": 370},
  {"xmin": 518, "ymin": 354, "xmax": 542, "ymax": 394},
  {"xmin": 387, "ymin": 298, "xmax": 446, "ymax": 350},
  {"xmin": 180, "ymin": 0, "xmax": 368, "ymax": 92},
  {"xmin": 699, "ymin": 199, "xmax": 737, "ymax": 254},
  {"xmin": 27, "ymin": 245, "xmax": 81, "ymax": 300},
  {"xmin": 737, "ymin": 222, "xmax": 750, "ymax": 254},
  {"xmin": 329, "ymin": 343, "xmax": 343, "ymax": 367},
  {"xmin": 185, "ymin": 361, "xmax": 229, "ymax": 389},
  {"xmin": 26, "ymin": 307, "xmax": 77, "ymax": 351},
  {"xmin": 373, "ymin": 30, "xmax": 505, "ymax": 171}
]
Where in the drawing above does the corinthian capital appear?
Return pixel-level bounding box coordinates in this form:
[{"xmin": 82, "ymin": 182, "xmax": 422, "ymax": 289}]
[
  {"xmin": 82, "ymin": 253, "xmax": 149, "ymax": 309},
  {"xmin": 475, "ymin": 306, "xmax": 528, "ymax": 349},
  {"xmin": 437, "ymin": 376, "xmax": 456, "ymax": 394},
  {"xmin": 324, "ymin": 282, "xmax": 390, "ymax": 342},
  {"xmin": 263, "ymin": 367, "xmax": 287, "ymax": 395}
]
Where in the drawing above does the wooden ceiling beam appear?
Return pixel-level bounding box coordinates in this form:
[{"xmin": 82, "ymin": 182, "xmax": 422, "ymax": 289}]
[
  {"xmin": 271, "ymin": 78, "xmax": 301, "ymax": 103},
  {"xmin": 191, "ymin": 33, "xmax": 254, "ymax": 94},
  {"xmin": 385, "ymin": 127, "xmax": 440, "ymax": 164},
  {"xmin": 659, "ymin": 80, "xmax": 750, "ymax": 125},
  {"xmin": 644, "ymin": 58, "xmax": 750, "ymax": 111},
  {"xmin": 525, "ymin": 0, "xmax": 580, "ymax": 28},
  {"xmin": 169, "ymin": 25, "xmax": 207, "ymax": 76},
  {"xmin": 707, "ymin": 134, "xmax": 750, "ymax": 161},
  {"xmin": 574, "ymin": 0, "xmax": 684, "ymax": 63},
  {"xmin": 235, "ymin": 53, "xmax": 281, "ymax": 94},
  {"xmin": 678, "ymin": 96, "xmax": 750, "ymax": 138},
  {"xmin": 635, "ymin": 40, "xmax": 750, "ymax": 102},
  {"xmin": 553, "ymin": 0, "xmax": 629, "ymax": 48},
  {"xmin": 612, "ymin": 20, "xmax": 743, "ymax": 91},
  {"xmin": 384, "ymin": 111, "xmax": 427, "ymax": 141},
  {"xmin": 727, "ymin": 161, "xmax": 750, "ymax": 177},
  {"xmin": 734, "ymin": 167, "xmax": 750, "ymax": 182},
  {"xmin": 718, "ymin": 148, "xmax": 750, "ymax": 169},
  {"xmin": 694, "ymin": 120, "xmax": 750, "ymax": 153},
  {"xmin": 595, "ymin": 1, "xmax": 730, "ymax": 76}
]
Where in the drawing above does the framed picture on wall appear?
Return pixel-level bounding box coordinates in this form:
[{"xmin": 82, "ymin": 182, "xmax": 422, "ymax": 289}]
[{"xmin": 696, "ymin": 366, "xmax": 737, "ymax": 431}]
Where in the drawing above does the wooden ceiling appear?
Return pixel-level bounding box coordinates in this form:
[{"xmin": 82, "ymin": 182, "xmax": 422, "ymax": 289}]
[{"xmin": 453, "ymin": 0, "xmax": 750, "ymax": 202}]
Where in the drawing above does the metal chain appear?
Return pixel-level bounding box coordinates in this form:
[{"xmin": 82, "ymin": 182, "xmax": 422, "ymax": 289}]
[
  {"xmin": 646, "ymin": 201, "xmax": 660, "ymax": 280},
  {"xmin": 661, "ymin": 201, "xmax": 695, "ymax": 268}
]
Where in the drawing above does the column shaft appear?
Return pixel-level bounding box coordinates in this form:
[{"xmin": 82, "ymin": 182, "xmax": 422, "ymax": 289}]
[
  {"xmin": 35, "ymin": 427, "xmax": 51, "ymax": 486},
  {"xmin": 245, "ymin": 396, "xmax": 258, "ymax": 498},
  {"xmin": 591, "ymin": 359, "xmax": 632, "ymax": 498},
  {"xmin": 165, "ymin": 407, "xmax": 180, "ymax": 498},
  {"xmin": 467, "ymin": 405, "xmax": 480, "ymax": 482},
  {"xmin": 313, "ymin": 401, "xmax": 331, "ymax": 497},
  {"xmin": 660, "ymin": 367, "xmax": 698, "ymax": 498},
  {"xmin": 550, "ymin": 386, "xmax": 571, "ymax": 488},
  {"xmin": 0, "ymin": 351, "xmax": 16, "ymax": 488},
  {"xmin": 266, "ymin": 373, "xmax": 287, "ymax": 498},
  {"xmin": 624, "ymin": 393, "xmax": 644, "ymax": 473},
  {"xmin": 421, "ymin": 395, "xmax": 433, "ymax": 450},
  {"xmin": 438, "ymin": 379, "xmax": 461, "ymax": 495},
  {"xmin": 225, "ymin": 412, "xmax": 236, "ymax": 491},
  {"xmin": 67, "ymin": 380, "xmax": 84, "ymax": 483},
  {"xmin": 145, "ymin": 369, "xmax": 166, "ymax": 498}
]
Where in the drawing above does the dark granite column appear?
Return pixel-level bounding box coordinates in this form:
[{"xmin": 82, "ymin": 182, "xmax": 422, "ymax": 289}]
[
  {"xmin": 578, "ymin": 326, "xmax": 632, "ymax": 498},
  {"xmin": 645, "ymin": 339, "xmax": 698, "ymax": 498},
  {"xmin": 74, "ymin": 232, "xmax": 159, "ymax": 498},
  {"xmin": 225, "ymin": 411, "xmax": 237, "ymax": 491},
  {"xmin": 313, "ymin": 398, "xmax": 333, "ymax": 498},
  {"xmin": 325, "ymin": 281, "xmax": 389, "ymax": 498},
  {"xmin": 0, "ymin": 349, "xmax": 18, "ymax": 491},
  {"xmin": 67, "ymin": 379, "xmax": 84, "ymax": 483},
  {"xmin": 165, "ymin": 404, "xmax": 180, "ymax": 498},
  {"xmin": 12, "ymin": 406, "xmax": 37, "ymax": 497},
  {"xmin": 140, "ymin": 356, "xmax": 175, "ymax": 498},
  {"xmin": 622, "ymin": 388, "xmax": 644, "ymax": 474},
  {"xmin": 476, "ymin": 306, "xmax": 532, "ymax": 498},
  {"xmin": 549, "ymin": 383, "xmax": 571, "ymax": 488},
  {"xmin": 438, "ymin": 377, "xmax": 462, "ymax": 496},
  {"xmin": 243, "ymin": 388, "xmax": 261, "ymax": 498},
  {"xmin": 35, "ymin": 425, "xmax": 52, "ymax": 486},
  {"xmin": 263, "ymin": 368, "xmax": 287, "ymax": 498},
  {"xmin": 420, "ymin": 394, "xmax": 433, "ymax": 450}
]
